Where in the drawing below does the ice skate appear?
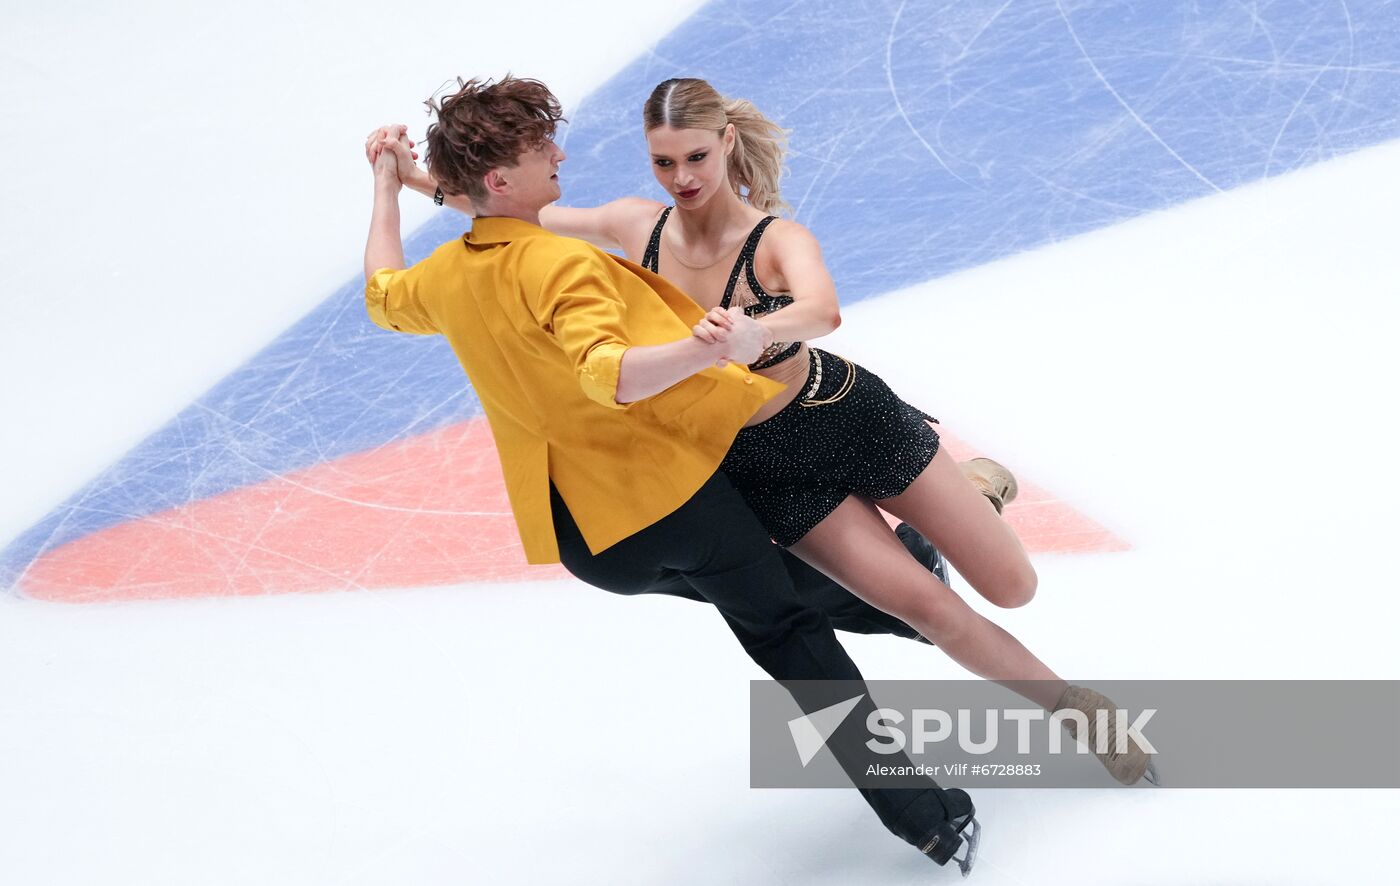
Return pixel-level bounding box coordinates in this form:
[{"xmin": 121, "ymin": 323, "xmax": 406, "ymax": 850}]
[
  {"xmin": 895, "ymin": 521, "xmax": 951, "ymax": 588},
  {"xmin": 922, "ymin": 787, "xmax": 980, "ymax": 876},
  {"xmin": 1052, "ymin": 685, "xmax": 1157, "ymax": 785},
  {"xmin": 958, "ymin": 458, "xmax": 1019, "ymax": 514}
]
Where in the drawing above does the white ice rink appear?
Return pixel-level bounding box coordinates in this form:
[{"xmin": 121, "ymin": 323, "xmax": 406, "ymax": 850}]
[{"xmin": 3, "ymin": 1, "xmax": 1399, "ymax": 883}]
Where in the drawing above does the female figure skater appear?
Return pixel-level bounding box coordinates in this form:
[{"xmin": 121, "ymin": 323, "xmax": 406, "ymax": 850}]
[{"xmin": 368, "ymin": 78, "xmax": 1154, "ymax": 785}]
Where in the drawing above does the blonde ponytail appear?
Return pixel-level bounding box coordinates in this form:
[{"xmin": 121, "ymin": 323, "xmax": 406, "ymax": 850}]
[{"xmin": 721, "ymin": 97, "xmax": 789, "ymax": 216}]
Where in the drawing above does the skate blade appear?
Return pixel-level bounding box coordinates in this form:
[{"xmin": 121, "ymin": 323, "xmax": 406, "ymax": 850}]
[
  {"xmin": 1142, "ymin": 759, "xmax": 1161, "ymax": 787},
  {"xmin": 954, "ymin": 816, "xmax": 980, "ymax": 877}
]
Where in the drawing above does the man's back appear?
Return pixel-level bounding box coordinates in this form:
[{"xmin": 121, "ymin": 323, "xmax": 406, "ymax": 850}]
[{"xmin": 366, "ymin": 216, "xmax": 783, "ymax": 563}]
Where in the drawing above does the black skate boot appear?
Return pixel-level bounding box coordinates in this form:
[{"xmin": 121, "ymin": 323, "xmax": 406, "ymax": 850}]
[
  {"xmin": 895, "ymin": 522, "xmax": 951, "ymax": 588},
  {"xmin": 922, "ymin": 787, "xmax": 980, "ymax": 876}
]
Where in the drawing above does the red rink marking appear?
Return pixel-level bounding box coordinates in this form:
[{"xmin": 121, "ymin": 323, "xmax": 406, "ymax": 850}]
[
  {"xmin": 20, "ymin": 421, "xmax": 1126, "ymax": 603},
  {"xmin": 21, "ymin": 419, "xmax": 566, "ymax": 603},
  {"xmin": 934, "ymin": 436, "xmax": 1131, "ymax": 556}
]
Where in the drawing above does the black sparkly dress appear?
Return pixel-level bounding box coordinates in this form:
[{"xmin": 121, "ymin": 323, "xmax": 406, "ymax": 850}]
[{"xmin": 644, "ymin": 207, "xmax": 940, "ymax": 547}]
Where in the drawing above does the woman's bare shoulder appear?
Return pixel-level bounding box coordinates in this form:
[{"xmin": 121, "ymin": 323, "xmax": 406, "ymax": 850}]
[{"xmin": 758, "ymin": 217, "xmax": 824, "ymax": 260}]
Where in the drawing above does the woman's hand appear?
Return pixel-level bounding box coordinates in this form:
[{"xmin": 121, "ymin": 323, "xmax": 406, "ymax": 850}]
[
  {"xmin": 366, "ymin": 124, "xmax": 423, "ymax": 187},
  {"xmin": 719, "ymin": 308, "xmax": 768, "ymax": 366},
  {"xmin": 693, "ymin": 307, "xmax": 766, "ymax": 367},
  {"xmin": 691, "ymin": 306, "xmax": 735, "ymax": 344},
  {"xmin": 692, "ymin": 306, "xmax": 737, "ymax": 365},
  {"xmin": 365, "ymin": 124, "xmax": 417, "ymax": 165}
]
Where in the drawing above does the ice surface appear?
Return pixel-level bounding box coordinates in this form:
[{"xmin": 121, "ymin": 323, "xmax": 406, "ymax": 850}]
[
  {"xmin": 7, "ymin": 0, "xmax": 1400, "ymax": 599},
  {"xmin": 1, "ymin": 0, "xmax": 1398, "ymax": 882}
]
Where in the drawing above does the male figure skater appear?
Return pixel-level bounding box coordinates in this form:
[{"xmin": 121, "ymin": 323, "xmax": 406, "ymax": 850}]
[{"xmin": 363, "ymin": 75, "xmax": 977, "ymax": 871}]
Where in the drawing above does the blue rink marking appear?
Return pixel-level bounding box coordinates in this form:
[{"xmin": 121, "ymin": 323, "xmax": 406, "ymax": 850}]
[{"xmin": 4, "ymin": 0, "xmax": 1399, "ymax": 588}]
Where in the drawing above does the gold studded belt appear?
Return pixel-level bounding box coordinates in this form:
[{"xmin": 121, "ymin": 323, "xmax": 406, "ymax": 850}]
[{"xmin": 800, "ymin": 350, "xmax": 857, "ymax": 407}]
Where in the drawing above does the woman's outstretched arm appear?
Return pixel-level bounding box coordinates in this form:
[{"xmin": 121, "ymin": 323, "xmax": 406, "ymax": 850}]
[
  {"xmin": 539, "ymin": 198, "xmax": 663, "ymax": 251},
  {"xmin": 755, "ymin": 220, "xmax": 843, "ymax": 341},
  {"xmin": 366, "ymin": 124, "xmax": 661, "ymax": 250}
]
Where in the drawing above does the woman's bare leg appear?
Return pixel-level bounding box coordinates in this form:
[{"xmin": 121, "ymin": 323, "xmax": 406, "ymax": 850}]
[
  {"xmin": 883, "ymin": 445, "xmax": 1038, "ymax": 610},
  {"xmin": 789, "ymin": 494, "xmax": 1067, "ymax": 710}
]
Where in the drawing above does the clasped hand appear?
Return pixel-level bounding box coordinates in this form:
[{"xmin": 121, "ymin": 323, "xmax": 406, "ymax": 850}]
[
  {"xmin": 365, "ymin": 124, "xmax": 419, "ymax": 187},
  {"xmin": 693, "ymin": 306, "xmax": 771, "ymax": 367}
]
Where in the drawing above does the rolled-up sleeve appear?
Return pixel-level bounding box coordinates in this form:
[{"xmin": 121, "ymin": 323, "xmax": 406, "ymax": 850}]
[
  {"xmin": 366, "ymin": 265, "xmax": 438, "ymax": 335},
  {"xmin": 528, "ymin": 251, "xmax": 634, "ymax": 410}
]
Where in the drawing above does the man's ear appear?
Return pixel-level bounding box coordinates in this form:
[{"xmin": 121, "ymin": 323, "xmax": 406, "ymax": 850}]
[{"xmin": 483, "ymin": 169, "xmax": 510, "ymax": 198}]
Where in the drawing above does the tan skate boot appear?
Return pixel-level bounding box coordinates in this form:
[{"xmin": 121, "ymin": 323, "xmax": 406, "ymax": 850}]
[
  {"xmin": 1052, "ymin": 685, "xmax": 1159, "ymax": 786},
  {"xmin": 958, "ymin": 457, "xmax": 1019, "ymax": 514}
]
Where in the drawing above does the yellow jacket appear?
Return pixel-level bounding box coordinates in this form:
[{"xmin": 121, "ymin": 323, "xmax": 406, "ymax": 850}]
[{"xmin": 366, "ymin": 216, "xmax": 785, "ymax": 564}]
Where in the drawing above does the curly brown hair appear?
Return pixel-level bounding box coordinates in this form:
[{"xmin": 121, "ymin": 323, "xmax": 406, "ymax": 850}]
[{"xmin": 424, "ymin": 75, "xmax": 565, "ymax": 203}]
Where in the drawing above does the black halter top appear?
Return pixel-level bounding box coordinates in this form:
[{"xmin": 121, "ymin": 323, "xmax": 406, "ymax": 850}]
[{"xmin": 641, "ymin": 207, "xmax": 802, "ymax": 371}]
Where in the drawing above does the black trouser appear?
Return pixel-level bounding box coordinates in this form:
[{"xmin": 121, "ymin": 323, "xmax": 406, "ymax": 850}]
[
  {"xmin": 550, "ymin": 472, "xmax": 960, "ymax": 854},
  {"xmin": 608, "ymin": 523, "xmax": 925, "ymax": 641}
]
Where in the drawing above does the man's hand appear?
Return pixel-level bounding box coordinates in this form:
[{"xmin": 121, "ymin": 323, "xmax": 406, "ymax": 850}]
[
  {"xmin": 365, "ymin": 124, "xmax": 417, "ymax": 164},
  {"xmin": 693, "ymin": 306, "xmax": 772, "ymax": 366},
  {"xmin": 366, "ymin": 124, "xmax": 427, "ymax": 188},
  {"xmin": 691, "ymin": 306, "xmax": 734, "ymax": 345},
  {"xmin": 373, "ymin": 142, "xmax": 403, "ymax": 191},
  {"xmin": 379, "ymin": 136, "xmax": 421, "ymax": 185}
]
